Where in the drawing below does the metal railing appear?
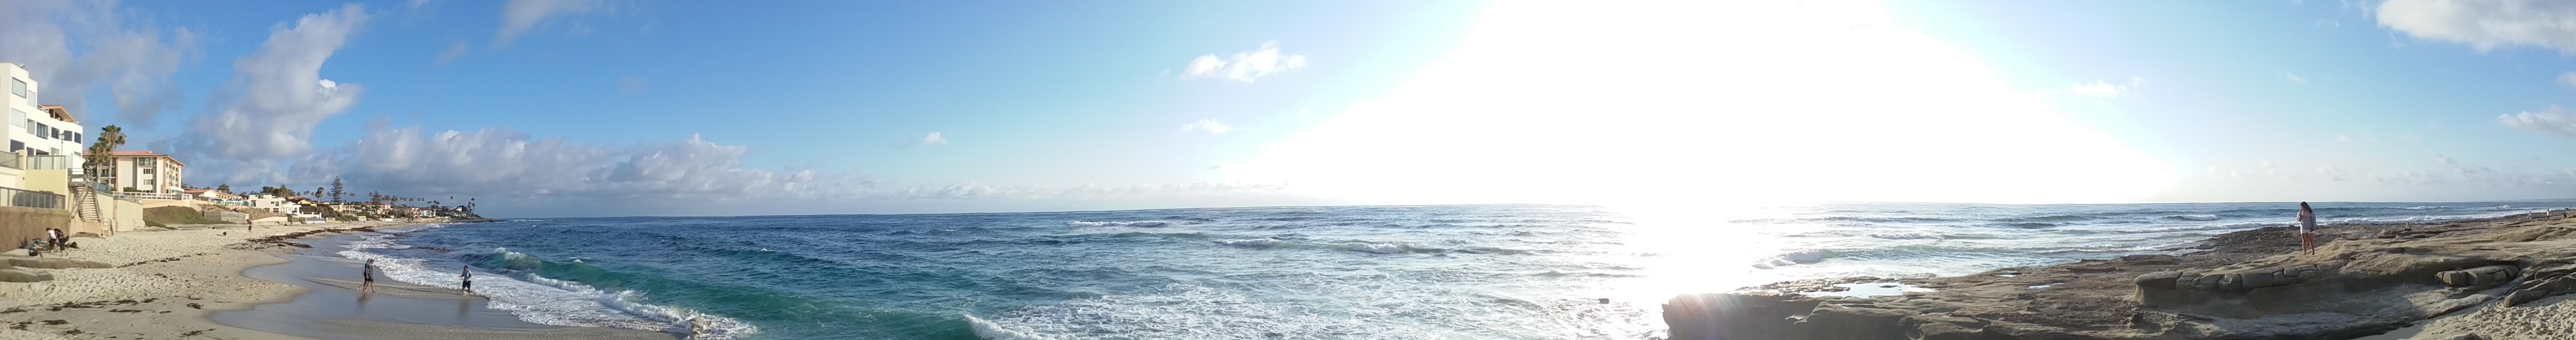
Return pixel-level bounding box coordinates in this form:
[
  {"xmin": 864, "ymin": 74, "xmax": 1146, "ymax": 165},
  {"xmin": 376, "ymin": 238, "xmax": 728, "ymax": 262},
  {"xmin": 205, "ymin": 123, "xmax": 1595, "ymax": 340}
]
[
  {"xmin": 20, "ymin": 155, "xmax": 73, "ymax": 170},
  {"xmin": 109, "ymin": 191, "xmax": 189, "ymax": 201},
  {"xmin": 0, "ymin": 186, "xmax": 63, "ymax": 209},
  {"xmin": 0, "ymin": 152, "xmax": 20, "ymax": 170}
]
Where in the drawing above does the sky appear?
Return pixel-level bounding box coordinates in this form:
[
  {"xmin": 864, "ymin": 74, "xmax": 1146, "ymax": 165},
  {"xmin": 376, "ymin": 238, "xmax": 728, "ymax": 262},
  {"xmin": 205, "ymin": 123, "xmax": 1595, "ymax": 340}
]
[{"xmin": 2, "ymin": 0, "xmax": 2574, "ymax": 217}]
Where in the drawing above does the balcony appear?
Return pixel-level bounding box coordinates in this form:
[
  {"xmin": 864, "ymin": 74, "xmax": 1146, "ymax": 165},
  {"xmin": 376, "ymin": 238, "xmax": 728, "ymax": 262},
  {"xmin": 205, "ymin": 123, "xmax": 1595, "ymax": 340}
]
[{"xmin": 0, "ymin": 186, "xmax": 63, "ymax": 209}]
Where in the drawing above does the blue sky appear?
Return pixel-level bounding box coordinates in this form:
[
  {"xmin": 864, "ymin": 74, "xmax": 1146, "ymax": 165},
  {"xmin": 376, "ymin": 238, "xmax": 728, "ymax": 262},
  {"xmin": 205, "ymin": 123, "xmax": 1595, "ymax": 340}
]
[{"xmin": 3, "ymin": 0, "xmax": 2574, "ymax": 217}]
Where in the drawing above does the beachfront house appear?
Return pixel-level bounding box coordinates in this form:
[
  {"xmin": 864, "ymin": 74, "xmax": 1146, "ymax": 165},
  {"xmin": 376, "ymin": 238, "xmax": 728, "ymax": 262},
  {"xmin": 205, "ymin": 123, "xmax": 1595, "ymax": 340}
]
[
  {"xmin": 246, "ymin": 194, "xmax": 295, "ymax": 215},
  {"xmin": 99, "ymin": 150, "xmax": 186, "ymax": 196},
  {"xmin": 0, "ymin": 63, "xmax": 128, "ymax": 241}
]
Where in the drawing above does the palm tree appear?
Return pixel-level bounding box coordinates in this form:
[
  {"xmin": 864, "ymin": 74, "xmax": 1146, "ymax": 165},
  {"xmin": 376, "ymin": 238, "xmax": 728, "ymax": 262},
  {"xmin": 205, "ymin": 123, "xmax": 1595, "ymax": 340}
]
[{"xmin": 83, "ymin": 125, "xmax": 126, "ymax": 190}]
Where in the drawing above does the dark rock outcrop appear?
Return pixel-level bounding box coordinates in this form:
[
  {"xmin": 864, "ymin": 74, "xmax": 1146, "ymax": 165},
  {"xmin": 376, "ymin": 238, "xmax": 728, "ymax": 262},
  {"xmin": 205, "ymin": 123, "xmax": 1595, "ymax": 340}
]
[{"xmin": 1666, "ymin": 211, "xmax": 2576, "ymax": 340}]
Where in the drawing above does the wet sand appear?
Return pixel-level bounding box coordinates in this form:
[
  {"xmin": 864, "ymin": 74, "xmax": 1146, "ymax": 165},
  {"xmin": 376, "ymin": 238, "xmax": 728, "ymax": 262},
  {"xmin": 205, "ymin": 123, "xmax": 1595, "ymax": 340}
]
[
  {"xmin": 0, "ymin": 222, "xmax": 673, "ymax": 340},
  {"xmin": 214, "ymin": 234, "xmax": 676, "ymax": 340}
]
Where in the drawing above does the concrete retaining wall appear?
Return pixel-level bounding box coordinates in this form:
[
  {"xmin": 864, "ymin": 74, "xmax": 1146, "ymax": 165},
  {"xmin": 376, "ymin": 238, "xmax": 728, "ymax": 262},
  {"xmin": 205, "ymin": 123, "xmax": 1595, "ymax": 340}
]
[{"xmin": 0, "ymin": 206, "xmax": 73, "ymax": 249}]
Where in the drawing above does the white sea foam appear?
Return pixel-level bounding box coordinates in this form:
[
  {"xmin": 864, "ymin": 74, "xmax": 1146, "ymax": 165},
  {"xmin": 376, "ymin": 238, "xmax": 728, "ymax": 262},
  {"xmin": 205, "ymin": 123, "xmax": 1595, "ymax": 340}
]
[
  {"xmin": 1337, "ymin": 243, "xmax": 1405, "ymax": 254},
  {"xmin": 1216, "ymin": 238, "xmax": 1287, "ymax": 248},
  {"xmin": 1067, "ymin": 220, "xmax": 1170, "ymax": 227},
  {"xmin": 2166, "ymin": 215, "xmax": 2220, "ymax": 221},
  {"xmin": 963, "ymin": 313, "xmax": 1060, "ymax": 340},
  {"xmin": 1867, "ymin": 232, "xmax": 1943, "ymax": 240},
  {"xmin": 336, "ymin": 235, "xmax": 757, "ymax": 339}
]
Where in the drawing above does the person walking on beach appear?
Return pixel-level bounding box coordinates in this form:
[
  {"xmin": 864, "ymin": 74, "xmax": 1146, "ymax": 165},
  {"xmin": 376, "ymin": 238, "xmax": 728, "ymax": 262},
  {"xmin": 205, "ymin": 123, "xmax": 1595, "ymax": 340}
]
[
  {"xmin": 459, "ymin": 266, "xmax": 475, "ymax": 296},
  {"xmin": 360, "ymin": 259, "xmax": 377, "ymax": 293},
  {"xmin": 2298, "ymin": 202, "xmax": 2319, "ymax": 255}
]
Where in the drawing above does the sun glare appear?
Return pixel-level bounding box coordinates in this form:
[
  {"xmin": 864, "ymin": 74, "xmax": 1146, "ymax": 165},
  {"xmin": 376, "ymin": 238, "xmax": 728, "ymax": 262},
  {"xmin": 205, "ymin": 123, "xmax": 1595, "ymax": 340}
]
[{"xmin": 1224, "ymin": 0, "xmax": 2177, "ymax": 208}]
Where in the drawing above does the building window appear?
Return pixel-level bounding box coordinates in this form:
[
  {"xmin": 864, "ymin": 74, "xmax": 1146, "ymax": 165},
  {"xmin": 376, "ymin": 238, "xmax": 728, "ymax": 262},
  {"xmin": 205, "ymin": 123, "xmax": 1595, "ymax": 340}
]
[
  {"xmin": 10, "ymin": 79, "xmax": 28, "ymax": 99},
  {"xmin": 142, "ymin": 168, "xmax": 154, "ymax": 175},
  {"xmin": 137, "ymin": 157, "xmax": 155, "ymax": 166}
]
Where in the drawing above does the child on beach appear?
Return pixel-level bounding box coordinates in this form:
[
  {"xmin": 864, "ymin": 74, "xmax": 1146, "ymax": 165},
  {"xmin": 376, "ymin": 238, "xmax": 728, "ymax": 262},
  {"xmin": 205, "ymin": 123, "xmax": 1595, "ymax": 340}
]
[
  {"xmin": 460, "ymin": 266, "xmax": 474, "ymax": 296},
  {"xmin": 361, "ymin": 259, "xmax": 376, "ymax": 293},
  {"xmin": 2298, "ymin": 202, "xmax": 2319, "ymax": 255}
]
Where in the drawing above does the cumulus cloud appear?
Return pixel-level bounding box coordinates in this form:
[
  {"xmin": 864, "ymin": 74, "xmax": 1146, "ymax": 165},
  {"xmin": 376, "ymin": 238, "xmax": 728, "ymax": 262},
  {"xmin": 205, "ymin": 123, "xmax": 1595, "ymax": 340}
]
[
  {"xmin": 279, "ymin": 125, "xmax": 1287, "ymax": 210},
  {"xmin": 2378, "ymin": 0, "xmax": 2576, "ymax": 54},
  {"xmin": 0, "ymin": 0, "xmax": 200, "ymax": 127},
  {"xmin": 496, "ymin": 0, "xmax": 603, "ymax": 47},
  {"xmin": 179, "ymin": 4, "xmax": 369, "ymax": 163},
  {"xmin": 2499, "ymin": 106, "xmax": 2576, "ymax": 138},
  {"xmin": 1178, "ymin": 120, "xmax": 1232, "ymax": 134},
  {"xmin": 1180, "ymin": 40, "xmax": 1308, "ymax": 82},
  {"xmin": 291, "ymin": 127, "xmax": 829, "ymax": 200}
]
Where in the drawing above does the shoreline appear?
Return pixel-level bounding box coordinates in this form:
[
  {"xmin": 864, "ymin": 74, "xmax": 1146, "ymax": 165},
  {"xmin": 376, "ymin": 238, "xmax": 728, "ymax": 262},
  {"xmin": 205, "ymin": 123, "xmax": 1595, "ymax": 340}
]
[
  {"xmin": 1665, "ymin": 209, "xmax": 2576, "ymax": 339},
  {"xmin": 0, "ymin": 221, "xmax": 671, "ymax": 340}
]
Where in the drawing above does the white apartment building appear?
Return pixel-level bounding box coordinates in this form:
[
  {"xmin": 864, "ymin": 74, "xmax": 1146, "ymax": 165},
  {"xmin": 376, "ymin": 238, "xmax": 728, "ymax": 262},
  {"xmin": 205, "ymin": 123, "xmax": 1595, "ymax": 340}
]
[
  {"xmin": 5, "ymin": 64, "xmax": 82, "ymax": 158},
  {"xmin": 3, "ymin": 63, "xmax": 86, "ymax": 193}
]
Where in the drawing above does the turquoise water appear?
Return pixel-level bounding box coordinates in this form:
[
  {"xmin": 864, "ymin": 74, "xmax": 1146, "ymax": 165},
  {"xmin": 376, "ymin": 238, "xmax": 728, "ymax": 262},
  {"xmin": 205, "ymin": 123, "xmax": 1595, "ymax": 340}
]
[{"xmin": 333, "ymin": 202, "xmax": 2576, "ymax": 339}]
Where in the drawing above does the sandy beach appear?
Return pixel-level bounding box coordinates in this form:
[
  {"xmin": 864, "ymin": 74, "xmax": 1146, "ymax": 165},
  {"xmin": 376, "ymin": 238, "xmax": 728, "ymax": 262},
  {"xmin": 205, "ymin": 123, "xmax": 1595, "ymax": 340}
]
[{"xmin": 0, "ymin": 222, "xmax": 674, "ymax": 340}]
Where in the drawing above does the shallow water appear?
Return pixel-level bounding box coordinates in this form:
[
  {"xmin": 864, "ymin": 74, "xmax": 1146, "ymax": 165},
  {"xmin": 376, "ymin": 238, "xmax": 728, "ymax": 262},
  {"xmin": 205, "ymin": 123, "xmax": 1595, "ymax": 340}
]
[{"xmin": 334, "ymin": 202, "xmax": 2576, "ymax": 339}]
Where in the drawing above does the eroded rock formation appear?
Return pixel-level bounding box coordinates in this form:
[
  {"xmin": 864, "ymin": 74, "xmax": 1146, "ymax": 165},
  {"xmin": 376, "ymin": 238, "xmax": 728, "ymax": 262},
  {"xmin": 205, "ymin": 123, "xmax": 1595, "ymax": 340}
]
[{"xmin": 1665, "ymin": 212, "xmax": 2576, "ymax": 340}]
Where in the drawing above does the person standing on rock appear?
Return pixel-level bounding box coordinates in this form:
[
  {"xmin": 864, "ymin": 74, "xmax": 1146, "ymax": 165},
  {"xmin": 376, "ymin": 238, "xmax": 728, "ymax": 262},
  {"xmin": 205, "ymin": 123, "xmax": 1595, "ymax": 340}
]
[{"xmin": 2298, "ymin": 202, "xmax": 2319, "ymax": 255}]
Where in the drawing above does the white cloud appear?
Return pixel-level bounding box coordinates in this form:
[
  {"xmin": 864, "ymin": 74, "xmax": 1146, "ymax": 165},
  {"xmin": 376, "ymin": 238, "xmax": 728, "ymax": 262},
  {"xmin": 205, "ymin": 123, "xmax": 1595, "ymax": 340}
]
[
  {"xmin": 2335, "ymin": 133, "xmax": 2351, "ymax": 142},
  {"xmin": 290, "ymin": 127, "xmax": 827, "ymax": 200},
  {"xmin": 496, "ymin": 0, "xmax": 603, "ymax": 47},
  {"xmin": 2560, "ymin": 72, "xmax": 2576, "ymax": 90},
  {"xmin": 617, "ymin": 75, "xmax": 648, "ymax": 95},
  {"xmin": 2378, "ymin": 0, "xmax": 2576, "ymax": 54},
  {"xmin": 2285, "ymin": 72, "xmax": 2308, "ymax": 84},
  {"xmin": 921, "ymin": 132, "xmax": 947, "ymax": 145},
  {"xmin": 1179, "ymin": 120, "xmax": 1233, "ymax": 134},
  {"xmin": 2499, "ymin": 105, "xmax": 2576, "ymax": 138},
  {"xmin": 435, "ymin": 40, "xmax": 469, "ymax": 66},
  {"xmin": 1180, "ymin": 40, "xmax": 1308, "ymax": 82},
  {"xmin": 180, "ymin": 4, "xmax": 369, "ymax": 160},
  {"xmin": 0, "ymin": 0, "xmax": 200, "ymax": 127}
]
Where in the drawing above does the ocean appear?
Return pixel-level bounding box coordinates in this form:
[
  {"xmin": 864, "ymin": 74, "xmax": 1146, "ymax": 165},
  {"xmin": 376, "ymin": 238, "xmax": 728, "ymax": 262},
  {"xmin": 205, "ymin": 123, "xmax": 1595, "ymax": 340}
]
[{"xmin": 329, "ymin": 202, "xmax": 2576, "ymax": 339}]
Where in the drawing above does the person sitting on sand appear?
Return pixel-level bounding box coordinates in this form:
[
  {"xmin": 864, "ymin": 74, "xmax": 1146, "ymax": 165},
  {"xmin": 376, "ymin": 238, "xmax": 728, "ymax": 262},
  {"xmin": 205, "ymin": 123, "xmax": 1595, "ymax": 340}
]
[
  {"xmin": 2298, "ymin": 202, "xmax": 2319, "ymax": 255},
  {"xmin": 460, "ymin": 266, "xmax": 474, "ymax": 296},
  {"xmin": 45, "ymin": 228, "xmax": 62, "ymax": 251},
  {"xmin": 361, "ymin": 259, "xmax": 377, "ymax": 293}
]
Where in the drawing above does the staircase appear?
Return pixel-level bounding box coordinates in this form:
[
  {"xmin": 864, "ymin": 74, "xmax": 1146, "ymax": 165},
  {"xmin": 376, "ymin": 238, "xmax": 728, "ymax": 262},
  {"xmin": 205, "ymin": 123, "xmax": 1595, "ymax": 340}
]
[{"xmin": 70, "ymin": 167, "xmax": 109, "ymax": 232}]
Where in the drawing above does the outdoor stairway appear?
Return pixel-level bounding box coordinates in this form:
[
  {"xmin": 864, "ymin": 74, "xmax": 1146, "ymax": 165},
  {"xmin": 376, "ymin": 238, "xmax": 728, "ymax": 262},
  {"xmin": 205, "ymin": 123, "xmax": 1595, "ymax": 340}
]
[{"xmin": 70, "ymin": 167, "xmax": 111, "ymax": 233}]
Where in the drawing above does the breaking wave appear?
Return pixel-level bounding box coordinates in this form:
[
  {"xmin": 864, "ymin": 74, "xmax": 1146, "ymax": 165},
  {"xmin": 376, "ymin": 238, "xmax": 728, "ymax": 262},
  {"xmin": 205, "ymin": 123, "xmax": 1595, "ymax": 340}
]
[{"xmin": 337, "ymin": 236, "xmax": 757, "ymax": 339}]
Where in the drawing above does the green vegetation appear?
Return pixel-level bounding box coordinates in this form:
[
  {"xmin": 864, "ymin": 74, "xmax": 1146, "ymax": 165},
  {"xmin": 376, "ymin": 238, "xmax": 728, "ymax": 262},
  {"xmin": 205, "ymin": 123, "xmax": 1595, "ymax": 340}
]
[{"xmin": 143, "ymin": 206, "xmax": 235, "ymax": 225}]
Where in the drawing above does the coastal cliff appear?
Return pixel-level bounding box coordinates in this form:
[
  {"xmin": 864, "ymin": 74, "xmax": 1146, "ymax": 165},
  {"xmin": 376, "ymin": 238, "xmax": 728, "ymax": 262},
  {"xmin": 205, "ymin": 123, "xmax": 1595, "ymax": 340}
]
[{"xmin": 1666, "ymin": 211, "xmax": 2576, "ymax": 339}]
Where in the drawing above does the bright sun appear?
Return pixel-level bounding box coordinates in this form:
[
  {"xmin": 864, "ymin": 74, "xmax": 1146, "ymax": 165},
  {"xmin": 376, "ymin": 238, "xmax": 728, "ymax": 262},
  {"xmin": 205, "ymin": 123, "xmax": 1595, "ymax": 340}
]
[{"xmin": 1225, "ymin": 0, "xmax": 2177, "ymax": 208}]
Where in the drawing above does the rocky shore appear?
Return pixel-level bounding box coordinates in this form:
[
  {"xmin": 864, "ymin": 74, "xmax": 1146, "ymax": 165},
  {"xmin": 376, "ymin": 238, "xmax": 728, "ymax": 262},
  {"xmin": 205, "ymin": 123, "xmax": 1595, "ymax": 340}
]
[{"xmin": 1665, "ymin": 210, "xmax": 2576, "ymax": 340}]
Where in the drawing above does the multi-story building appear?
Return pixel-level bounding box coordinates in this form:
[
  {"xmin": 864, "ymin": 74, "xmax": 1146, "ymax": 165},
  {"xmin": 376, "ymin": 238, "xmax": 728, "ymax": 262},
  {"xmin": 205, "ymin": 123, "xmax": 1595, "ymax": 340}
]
[
  {"xmin": 4, "ymin": 64, "xmax": 88, "ymax": 191},
  {"xmin": 99, "ymin": 151, "xmax": 185, "ymax": 194}
]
